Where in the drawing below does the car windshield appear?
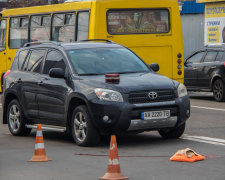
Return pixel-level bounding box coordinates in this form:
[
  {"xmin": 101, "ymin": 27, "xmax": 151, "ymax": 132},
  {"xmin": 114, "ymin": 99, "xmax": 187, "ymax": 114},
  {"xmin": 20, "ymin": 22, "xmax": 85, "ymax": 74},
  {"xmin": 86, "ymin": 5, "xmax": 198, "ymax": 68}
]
[{"xmin": 67, "ymin": 47, "xmax": 149, "ymax": 75}]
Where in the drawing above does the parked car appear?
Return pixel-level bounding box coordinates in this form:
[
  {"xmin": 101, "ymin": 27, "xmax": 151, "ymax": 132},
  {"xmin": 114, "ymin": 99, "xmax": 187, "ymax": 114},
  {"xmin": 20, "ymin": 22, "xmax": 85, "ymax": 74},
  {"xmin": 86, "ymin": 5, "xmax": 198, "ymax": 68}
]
[
  {"xmin": 2, "ymin": 40, "xmax": 190, "ymax": 146},
  {"xmin": 184, "ymin": 45, "xmax": 225, "ymax": 102}
]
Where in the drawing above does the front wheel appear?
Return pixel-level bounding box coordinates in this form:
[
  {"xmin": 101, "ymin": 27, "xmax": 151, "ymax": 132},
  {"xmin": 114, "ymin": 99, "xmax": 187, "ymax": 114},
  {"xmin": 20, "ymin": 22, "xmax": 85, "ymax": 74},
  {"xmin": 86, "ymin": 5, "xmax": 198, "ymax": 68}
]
[
  {"xmin": 7, "ymin": 99, "xmax": 31, "ymax": 136},
  {"xmin": 71, "ymin": 105, "xmax": 100, "ymax": 146},
  {"xmin": 213, "ymin": 79, "xmax": 225, "ymax": 102},
  {"xmin": 158, "ymin": 123, "xmax": 185, "ymax": 139}
]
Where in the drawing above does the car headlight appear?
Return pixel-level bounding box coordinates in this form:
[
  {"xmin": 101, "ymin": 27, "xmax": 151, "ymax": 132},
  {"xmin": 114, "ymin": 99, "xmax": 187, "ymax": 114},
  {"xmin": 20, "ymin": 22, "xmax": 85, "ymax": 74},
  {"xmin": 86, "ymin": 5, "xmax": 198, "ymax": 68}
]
[
  {"xmin": 177, "ymin": 83, "xmax": 188, "ymax": 98},
  {"xmin": 94, "ymin": 88, "xmax": 123, "ymax": 102}
]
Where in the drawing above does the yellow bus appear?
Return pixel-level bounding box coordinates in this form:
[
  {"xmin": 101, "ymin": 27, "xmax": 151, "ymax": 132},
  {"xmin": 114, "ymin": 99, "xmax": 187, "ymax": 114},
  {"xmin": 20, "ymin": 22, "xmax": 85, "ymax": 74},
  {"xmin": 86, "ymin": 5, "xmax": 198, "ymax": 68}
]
[{"xmin": 0, "ymin": 0, "xmax": 184, "ymax": 92}]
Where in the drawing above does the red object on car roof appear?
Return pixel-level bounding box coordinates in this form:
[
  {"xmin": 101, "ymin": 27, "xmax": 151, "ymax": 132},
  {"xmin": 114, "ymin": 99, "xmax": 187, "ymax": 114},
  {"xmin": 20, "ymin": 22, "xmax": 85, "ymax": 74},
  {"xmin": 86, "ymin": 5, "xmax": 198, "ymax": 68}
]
[{"xmin": 105, "ymin": 74, "xmax": 120, "ymax": 83}]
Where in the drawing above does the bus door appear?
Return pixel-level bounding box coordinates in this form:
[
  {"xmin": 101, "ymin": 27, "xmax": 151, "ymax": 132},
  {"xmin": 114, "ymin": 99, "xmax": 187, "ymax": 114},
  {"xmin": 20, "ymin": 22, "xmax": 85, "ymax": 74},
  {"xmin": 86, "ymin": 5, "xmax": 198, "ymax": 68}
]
[{"xmin": 0, "ymin": 19, "xmax": 7, "ymax": 91}]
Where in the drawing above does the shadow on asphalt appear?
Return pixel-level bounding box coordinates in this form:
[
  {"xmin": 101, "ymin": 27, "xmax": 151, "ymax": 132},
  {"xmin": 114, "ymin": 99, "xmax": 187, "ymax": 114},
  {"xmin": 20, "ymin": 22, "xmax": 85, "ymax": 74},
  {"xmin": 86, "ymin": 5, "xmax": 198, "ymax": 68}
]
[{"xmin": 28, "ymin": 130, "xmax": 179, "ymax": 148}]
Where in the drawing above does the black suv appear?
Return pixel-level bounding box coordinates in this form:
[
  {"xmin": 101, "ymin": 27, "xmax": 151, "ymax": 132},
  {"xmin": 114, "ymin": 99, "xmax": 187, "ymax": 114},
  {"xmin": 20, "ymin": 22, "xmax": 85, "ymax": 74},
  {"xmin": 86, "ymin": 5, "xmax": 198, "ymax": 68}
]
[
  {"xmin": 184, "ymin": 45, "xmax": 225, "ymax": 102},
  {"xmin": 2, "ymin": 41, "xmax": 190, "ymax": 146}
]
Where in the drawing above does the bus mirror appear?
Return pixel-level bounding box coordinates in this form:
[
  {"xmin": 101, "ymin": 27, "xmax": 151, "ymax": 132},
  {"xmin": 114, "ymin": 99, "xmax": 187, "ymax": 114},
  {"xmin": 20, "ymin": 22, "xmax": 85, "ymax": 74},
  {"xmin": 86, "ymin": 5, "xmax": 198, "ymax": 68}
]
[
  {"xmin": 150, "ymin": 63, "xmax": 159, "ymax": 72},
  {"xmin": 49, "ymin": 68, "xmax": 65, "ymax": 78}
]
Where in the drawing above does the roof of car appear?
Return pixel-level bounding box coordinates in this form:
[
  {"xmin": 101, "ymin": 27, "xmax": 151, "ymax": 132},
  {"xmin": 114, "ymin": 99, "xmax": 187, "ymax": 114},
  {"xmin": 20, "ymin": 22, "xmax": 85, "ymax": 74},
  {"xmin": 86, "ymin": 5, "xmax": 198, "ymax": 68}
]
[
  {"xmin": 22, "ymin": 41, "xmax": 123, "ymax": 50},
  {"xmin": 61, "ymin": 42, "xmax": 123, "ymax": 50}
]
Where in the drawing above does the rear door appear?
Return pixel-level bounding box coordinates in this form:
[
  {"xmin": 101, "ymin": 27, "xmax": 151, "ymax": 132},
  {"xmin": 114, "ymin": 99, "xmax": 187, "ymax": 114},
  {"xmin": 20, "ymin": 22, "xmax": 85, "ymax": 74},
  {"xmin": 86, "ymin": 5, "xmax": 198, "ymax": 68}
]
[
  {"xmin": 37, "ymin": 49, "xmax": 68, "ymax": 126},
  {"xmin": 184, "ymin": 51, "xmax": 206, "ymax": 88},
  {"xmin": 19, "ymin": 49, "xmax": 46, "ymax": 120},
  {"xmin": 197, "ymin": 50, "xmax": 219, "ymax": 89}
]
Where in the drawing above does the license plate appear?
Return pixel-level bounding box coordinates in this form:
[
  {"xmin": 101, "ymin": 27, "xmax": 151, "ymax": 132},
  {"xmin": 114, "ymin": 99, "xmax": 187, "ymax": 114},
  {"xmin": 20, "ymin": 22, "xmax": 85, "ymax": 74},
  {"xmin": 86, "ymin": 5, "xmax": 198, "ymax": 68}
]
[{"xmin": 141, "ymin": 110, "xmax": 170, "ymax": 120}]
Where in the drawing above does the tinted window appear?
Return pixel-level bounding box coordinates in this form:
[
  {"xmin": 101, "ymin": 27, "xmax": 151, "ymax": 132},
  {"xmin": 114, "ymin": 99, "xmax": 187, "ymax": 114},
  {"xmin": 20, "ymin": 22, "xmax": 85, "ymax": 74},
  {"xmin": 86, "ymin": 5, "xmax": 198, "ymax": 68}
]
[
  {"xmin": 18, "ymin": 50, "xmax": 29, "ymax": 70},
  {"xmin": 186, "ymin": 52, "xmax": 205, "ymax": 64},
  {"xmin": 203, "ymin": 51, "xmax": 218, "ymax": 63},
  {"xmin": 0, "ymin": 19, "xmax": 6, "ymax": 49},
  {"xmin": 43, "ymin": 50, "xmax": 66, "ymax": 74},
  {"xmin": 30, "ymin": 15, "xmax": 51, "ymax": 42},
  {"xmin": 77, "ymin": 12, "xmax": 89, "ymax": 41},
  {"xmin": 107, "ymin": 9, "xmax": 169, "ymax": 34},
  {"xmin": 52, "ymin": 13, "xmax": 76, "ymax": 42},
  {"xmin": 10, "ymin": 17, "xmax": 29, "ymax": 48},
  {"xmin": 67, "ymin": 48, "xmax": 149, "ymax": 75},
  {"xmin": 216, "ymin": 51, "xmax": 224, "ymax": 61},
  {"xmin": 26, "ymin": 49, "xmax": 45, "ymax": 73},
  {"xmin": 11, "ymin": 54, "xmax": 19, "ymax": 70}
]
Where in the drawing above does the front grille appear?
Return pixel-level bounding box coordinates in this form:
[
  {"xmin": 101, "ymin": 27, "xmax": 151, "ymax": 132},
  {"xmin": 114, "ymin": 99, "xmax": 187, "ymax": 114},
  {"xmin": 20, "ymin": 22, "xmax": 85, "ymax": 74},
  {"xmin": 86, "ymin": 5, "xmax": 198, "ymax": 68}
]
[{"xmin": 128, "ymin": 89, "xmax": 175, "ymax": 104}]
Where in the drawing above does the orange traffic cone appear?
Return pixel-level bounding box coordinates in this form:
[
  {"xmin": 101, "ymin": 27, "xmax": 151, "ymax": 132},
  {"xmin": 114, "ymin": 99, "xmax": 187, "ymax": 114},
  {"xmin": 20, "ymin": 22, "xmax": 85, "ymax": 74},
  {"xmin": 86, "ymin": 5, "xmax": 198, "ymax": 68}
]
[
  {"xmin": 170, "ymin": 148, "xmax": 206, "ymax": 162},
  {"xmin": 99, "ymin": 135, "xmax": 128, "ymax": 180},
  {"xmin": 28, "ymin": 124, "xmax": 51, "ymax": 162}
]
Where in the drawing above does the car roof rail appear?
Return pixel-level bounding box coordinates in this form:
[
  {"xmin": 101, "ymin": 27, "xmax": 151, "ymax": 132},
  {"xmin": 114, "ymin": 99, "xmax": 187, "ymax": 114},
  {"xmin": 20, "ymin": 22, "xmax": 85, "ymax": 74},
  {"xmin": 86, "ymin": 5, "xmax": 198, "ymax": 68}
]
[
  {"xmin": 23, "ymin": 41, "xmax": 61, "ymax": 47},
  {"xmin": 81, "ymin": 39, "xmax": 115, "ymax": 43}
]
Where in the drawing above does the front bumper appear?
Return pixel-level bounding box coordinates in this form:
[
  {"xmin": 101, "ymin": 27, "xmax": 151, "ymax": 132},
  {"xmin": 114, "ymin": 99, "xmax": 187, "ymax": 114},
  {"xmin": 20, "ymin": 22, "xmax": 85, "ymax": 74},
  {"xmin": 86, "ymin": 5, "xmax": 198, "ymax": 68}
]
[{"xmin": 88, "ymin": 95, "xmax": 190, "ymax": 135}]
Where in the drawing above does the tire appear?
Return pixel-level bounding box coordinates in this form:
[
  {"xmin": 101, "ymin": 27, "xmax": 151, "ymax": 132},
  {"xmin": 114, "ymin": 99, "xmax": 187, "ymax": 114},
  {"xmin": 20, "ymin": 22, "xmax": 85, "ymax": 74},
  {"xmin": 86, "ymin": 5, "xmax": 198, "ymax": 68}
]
[
  {"xmin": 158, "ymin": 123, "xmax": 185, "ymax": 139},
  {"xmin": 1, "ymin": 73, "xmax": 4, "ymax": 92},
  {"xmin": 212, "ymin": 79, "xmax": 225, "ymax": 102},
  {"xmin": 7, "ymin": 99, "xmax": 31, "ymax": 136},
  {"xmin": 71, "ymin": 105, "xmax": 100, "ymax": 146}
]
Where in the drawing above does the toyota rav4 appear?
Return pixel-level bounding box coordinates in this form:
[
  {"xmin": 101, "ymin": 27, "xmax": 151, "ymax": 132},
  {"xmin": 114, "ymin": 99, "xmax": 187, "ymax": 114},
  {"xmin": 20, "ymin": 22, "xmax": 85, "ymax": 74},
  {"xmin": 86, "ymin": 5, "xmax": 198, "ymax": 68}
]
[{"xmin": 2, "ymin": 40, "xmax": 190, "ymax": 146}]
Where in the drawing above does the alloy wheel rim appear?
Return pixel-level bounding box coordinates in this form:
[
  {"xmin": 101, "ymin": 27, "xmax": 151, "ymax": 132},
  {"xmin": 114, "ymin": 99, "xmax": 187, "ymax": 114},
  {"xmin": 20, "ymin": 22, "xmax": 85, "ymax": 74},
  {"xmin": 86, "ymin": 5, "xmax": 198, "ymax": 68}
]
[
  {"xmin": 74, "ymin": 112, "xmax": 87, "ymax": 142},
  {"xmin": 9, "ymin": 105, "xmax": 21, "ymax": 132},
  {"xmin": 213, "ymin": 81, "xmax": 223, "ymax": 100}
]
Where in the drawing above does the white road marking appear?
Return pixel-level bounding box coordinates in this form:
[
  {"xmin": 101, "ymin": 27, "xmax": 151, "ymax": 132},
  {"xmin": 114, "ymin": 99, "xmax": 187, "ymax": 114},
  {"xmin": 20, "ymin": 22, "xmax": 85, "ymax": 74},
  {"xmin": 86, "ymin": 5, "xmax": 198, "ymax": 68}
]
[
  {"xmin": 191, "ymin": 106, "xmax": 225, "ymax": 112},
  {"xmin": 183, "ymin": 135, "xmax": 225, "ymax": 146}
]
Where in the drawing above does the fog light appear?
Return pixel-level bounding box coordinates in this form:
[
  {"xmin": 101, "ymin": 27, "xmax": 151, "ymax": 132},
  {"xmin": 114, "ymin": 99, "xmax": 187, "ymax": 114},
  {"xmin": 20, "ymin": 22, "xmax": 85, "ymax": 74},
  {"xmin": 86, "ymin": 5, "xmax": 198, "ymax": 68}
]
[
  {"xmin": 186, "ymin": 109, "xmax": 190, "ymax": 116},
  {"xmin": 103, "ymin": 116, "xmax": 109, "ymax": 122}
]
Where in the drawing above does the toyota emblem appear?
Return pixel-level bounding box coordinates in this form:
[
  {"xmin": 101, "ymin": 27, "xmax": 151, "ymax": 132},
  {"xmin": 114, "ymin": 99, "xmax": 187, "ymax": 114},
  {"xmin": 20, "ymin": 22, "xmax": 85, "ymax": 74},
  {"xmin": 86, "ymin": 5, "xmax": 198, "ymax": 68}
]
[{"xmin": 148, "ymin": 91, "xmax": 158, "ymax": 100}]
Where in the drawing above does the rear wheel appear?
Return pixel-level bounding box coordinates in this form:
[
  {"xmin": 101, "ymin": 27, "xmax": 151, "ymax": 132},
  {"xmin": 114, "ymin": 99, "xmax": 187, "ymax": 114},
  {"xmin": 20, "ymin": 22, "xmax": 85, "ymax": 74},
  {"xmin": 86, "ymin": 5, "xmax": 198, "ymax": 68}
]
[
  {"xmin": 71, "ymin": 105, "xmax": 100, "ymax": 146},
  {"xmin": 7, "ymin": 99, "xmax": 31, "ymax": 136},
  {"xmin": 158, "ymin": 123, "xmax": 185, "ymax": 139},
  {"xmin": 213, "ymin": 79, "xmax": 225, "ymax": 102}
]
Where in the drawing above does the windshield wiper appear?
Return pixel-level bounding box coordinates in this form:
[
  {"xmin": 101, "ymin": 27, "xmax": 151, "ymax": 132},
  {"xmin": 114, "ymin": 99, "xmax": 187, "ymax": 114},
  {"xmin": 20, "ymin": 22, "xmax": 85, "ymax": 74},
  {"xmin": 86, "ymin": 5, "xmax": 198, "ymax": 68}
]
[
  {"xmin": 79, "ymin": 73, "xmax": 103, "ymax": 76},
  {"xmin": 113, "ymin": 71, "xmax": 148, "ymax": 74}
]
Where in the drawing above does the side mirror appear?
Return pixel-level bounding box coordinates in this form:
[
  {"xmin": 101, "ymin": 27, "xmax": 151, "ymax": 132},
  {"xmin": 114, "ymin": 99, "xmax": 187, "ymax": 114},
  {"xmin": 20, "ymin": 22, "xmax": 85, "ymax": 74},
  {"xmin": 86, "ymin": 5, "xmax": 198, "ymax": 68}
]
[
  {"xmin": 150, "ymin": 63, "xmax": 160, "ymax": 72},
  {"xmin": 49, "ymin": 68, "xmax": 65, "ymax": 78}
]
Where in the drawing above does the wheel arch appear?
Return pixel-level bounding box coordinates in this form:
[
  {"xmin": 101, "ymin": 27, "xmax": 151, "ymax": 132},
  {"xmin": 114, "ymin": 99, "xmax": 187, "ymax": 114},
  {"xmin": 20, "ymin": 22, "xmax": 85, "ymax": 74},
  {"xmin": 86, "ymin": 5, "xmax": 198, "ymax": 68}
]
[
  {"xmin": 211, "ymin": 75, "xmax": 222, "ymax": 91},
  {"xmin": 66, "ymin": 95, "xmax": 94, "ymax": 133},
  {"xmin": 3, "ymin": 93, "xmax": 19, "ymax": 124}
]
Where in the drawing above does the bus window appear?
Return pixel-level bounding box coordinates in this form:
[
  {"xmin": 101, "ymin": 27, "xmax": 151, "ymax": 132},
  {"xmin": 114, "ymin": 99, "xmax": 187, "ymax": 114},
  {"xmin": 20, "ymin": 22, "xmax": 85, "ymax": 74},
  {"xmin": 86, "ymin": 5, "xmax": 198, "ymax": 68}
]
[
  {"xmin": 52, "ymin": 13, "xmax": 76, "ymax": 42},
  {"xmin": 77, "ymin": 12, "xmax": 89, "ymax": 41},
  {"xmin": 0, "ymin": 19, "xmax": 6, "ymax": 51},
  {"xmin": 30, "ymin": 15, "xmax": 51, "ymax": 42},
  {"xmin": 18, "ymin": 50, "xmax": 29, "ymax": 70},
  {"xmin": 10, "ymin": 17, "xmax": 29, "ymax": 49},
  {"xmin": 107, "ymin": 9, "xmax": 169, "ymax": 34}
]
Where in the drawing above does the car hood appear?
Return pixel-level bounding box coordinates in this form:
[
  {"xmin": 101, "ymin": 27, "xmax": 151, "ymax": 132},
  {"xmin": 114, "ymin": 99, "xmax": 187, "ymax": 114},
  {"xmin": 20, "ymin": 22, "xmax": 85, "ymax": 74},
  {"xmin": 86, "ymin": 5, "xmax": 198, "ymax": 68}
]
[{"xmin": 77, "ymin": 72, "xmax": 176, "ymax": 93}]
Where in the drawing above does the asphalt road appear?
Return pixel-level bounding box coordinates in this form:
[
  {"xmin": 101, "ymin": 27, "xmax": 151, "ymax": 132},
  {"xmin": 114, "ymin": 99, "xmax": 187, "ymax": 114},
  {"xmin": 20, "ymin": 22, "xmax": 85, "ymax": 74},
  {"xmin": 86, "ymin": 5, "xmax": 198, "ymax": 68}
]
[{"xmin": 0, "ymin": 92, "xmax": 225, "ymax": 180}]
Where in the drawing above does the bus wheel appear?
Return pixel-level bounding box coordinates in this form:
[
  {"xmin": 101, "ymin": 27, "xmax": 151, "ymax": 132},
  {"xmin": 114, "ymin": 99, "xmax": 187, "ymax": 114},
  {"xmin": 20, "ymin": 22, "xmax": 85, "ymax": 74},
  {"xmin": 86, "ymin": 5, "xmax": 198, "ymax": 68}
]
[
  {"xmin": 1, "ymin": 73, "xmax": 4, "ymax": 92},
  {"xmin": 158, "ymin": 123, "xmax": 185, "ymax": 139}
]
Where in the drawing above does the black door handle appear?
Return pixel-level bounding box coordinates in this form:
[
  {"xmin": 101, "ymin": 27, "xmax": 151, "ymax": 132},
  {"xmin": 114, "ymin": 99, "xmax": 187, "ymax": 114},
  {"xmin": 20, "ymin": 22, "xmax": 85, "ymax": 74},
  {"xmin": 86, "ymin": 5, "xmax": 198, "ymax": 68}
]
[
  {"xmin": 37, "ymin": 81, "xmax": 43, "ymax": 85},
  {"xmin": 16, "ymin": 78, "xmax": 22, "ymax": 83}
]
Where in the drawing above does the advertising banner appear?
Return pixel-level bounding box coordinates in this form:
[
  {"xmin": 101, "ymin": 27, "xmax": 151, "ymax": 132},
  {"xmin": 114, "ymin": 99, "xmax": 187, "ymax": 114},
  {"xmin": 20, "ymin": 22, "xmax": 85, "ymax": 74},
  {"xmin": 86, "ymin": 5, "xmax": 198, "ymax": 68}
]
[
  {"xmin": 197, "ymin": 0, "xmax": 224, "ymax": 3},
  {"xmin": 205, "ymin": 3, "xmax": 225, "ymax": 45}
]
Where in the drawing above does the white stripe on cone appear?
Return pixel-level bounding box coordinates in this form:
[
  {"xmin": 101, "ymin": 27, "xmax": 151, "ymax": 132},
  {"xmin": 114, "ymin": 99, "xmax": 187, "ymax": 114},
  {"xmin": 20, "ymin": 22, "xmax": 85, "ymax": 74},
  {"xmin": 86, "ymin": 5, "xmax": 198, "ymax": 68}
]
[
  {"xmin": 36, "ymin": 131, "xmax": 43, "ymax": 137},
  {"xmin": 35, "ymin": 143, "xmax": 45, "ymax": 149},
  {"xmin": 108, "ymin": 158, "xmax": 120, "ymax": 165}
]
